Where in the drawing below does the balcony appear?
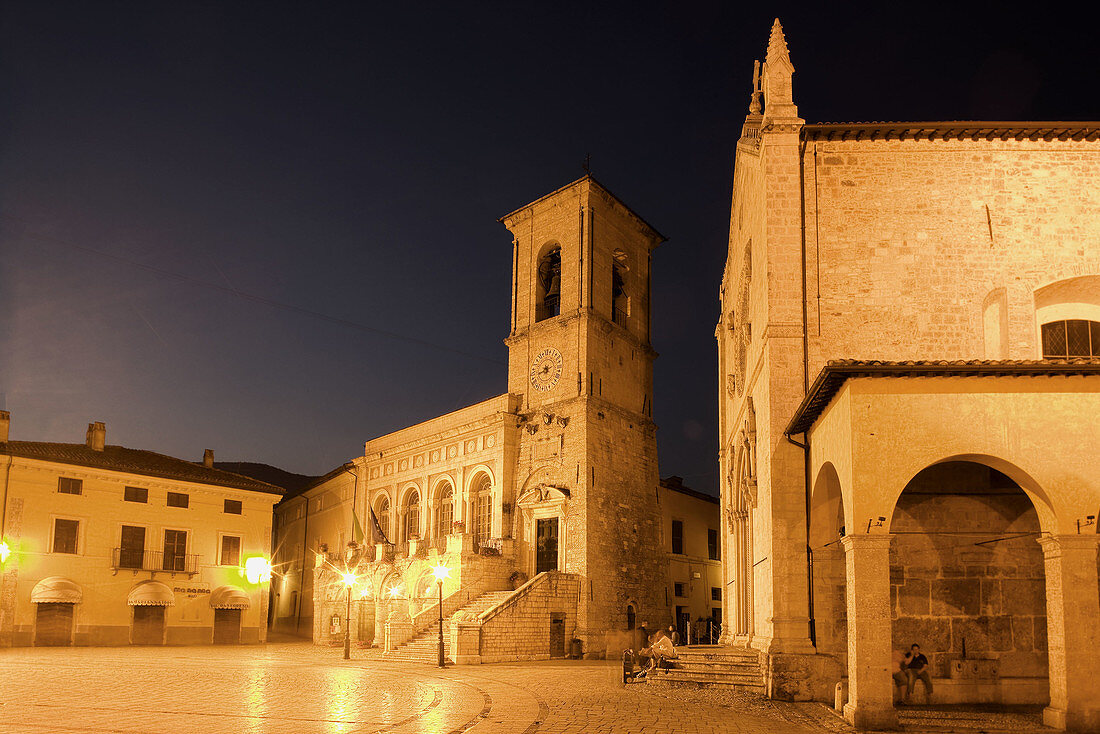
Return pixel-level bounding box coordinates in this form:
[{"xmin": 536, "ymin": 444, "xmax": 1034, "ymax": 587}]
[
  {"xmin": 111, "ymin": 548, "xmax": 200, "ymax": 576},
  {"xmin": 613, "ymin": 307, "xmax": 628, "ymax": 327}
]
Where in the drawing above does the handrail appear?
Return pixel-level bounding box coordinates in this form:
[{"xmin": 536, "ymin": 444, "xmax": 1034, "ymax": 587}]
[
  {"xmin": 409, "ymin": 573, "xmax": 499, "ymax": 634},
  {"xmin": 111, "ymin": 547, "xmax": 200, "ymax": 574},
  {"xmin": 477, "ymin": 570, "xmax": 566, "ymax": 624}
]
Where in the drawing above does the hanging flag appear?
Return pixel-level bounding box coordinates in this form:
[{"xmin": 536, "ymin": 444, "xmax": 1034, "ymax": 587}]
[
  {"xmin": 352, "ymin": 510, "xmax": 366, "ymax": 544},
  {"xmin": 369, "ymin": 507, "xmax": 390, "ymax": 545}
]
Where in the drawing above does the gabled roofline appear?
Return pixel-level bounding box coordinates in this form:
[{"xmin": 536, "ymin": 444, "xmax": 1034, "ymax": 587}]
[{"xmin": 498, "ymin": 174, "xmax": 667, "ymax": 244}]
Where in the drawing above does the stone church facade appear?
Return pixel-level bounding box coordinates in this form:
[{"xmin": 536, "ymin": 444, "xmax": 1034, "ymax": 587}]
[
  {"xmin": 718, "ymin": 20, "xmax": 1100, "ymax": 731},
  {"xmin": 312, "ymin": 177, "xmax": 669, "ymax": 661}
]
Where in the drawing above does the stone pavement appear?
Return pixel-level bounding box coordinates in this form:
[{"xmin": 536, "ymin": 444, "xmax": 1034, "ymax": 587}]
[{"xmin": 0, "ymin": 640, "xmax": 849, "ymax": 734}]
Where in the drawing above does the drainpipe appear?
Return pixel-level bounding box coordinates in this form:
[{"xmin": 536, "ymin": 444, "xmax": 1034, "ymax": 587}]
[{"xmin": 789, "ymin": 133, "xmax": 816, "ymax": 649}]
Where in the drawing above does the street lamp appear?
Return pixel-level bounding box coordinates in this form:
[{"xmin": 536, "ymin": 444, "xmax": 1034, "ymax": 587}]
[
  {"xmin": 432, "ymin": 564, "xmax": 449, "ymax": 668},
  {"xmin": 341, "ymin": 571, "xmax": 356, "ymax": 660}
]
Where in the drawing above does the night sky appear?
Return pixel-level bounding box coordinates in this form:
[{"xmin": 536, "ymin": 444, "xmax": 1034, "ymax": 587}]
[{"xmin": 1, "ymin": 4, "xmax": 1096, "ymax": 495}]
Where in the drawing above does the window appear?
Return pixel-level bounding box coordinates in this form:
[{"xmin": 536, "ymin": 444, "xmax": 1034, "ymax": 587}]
[
  {"xmin": 220, "ymin": 535, "xmax": 241, "ymax": 566},
  {"xmin": 612, "ymin": 261, "xmax": 629, "ymax": 326},
  {"xmin": 119, "ymin": 525, "xmax": 146, "ymax": 569},
  {"xmin": 1041, "ymin": 319, "xmax": 1100, "ymax": 359},
  {"xmin": 626, "ymin": 604, "xmax": 636, "ymax": 630},
  {"xmin": 163, "ymin": 529, "xmax": 188, "ymax": 571},
  {"xmin": 711, "ymin": 587, "xmax": 721, "ymax": 601},
  {"xmin": 671, "ymin": 520, "xmax": 684, "ymax": 554},
  {"xmin": 473, "ymin": 475, "xmax": 493, "ymax": 544},
  {"xmin": 224, "ymin": 499, "xmax": 242, "ymax": 515},
  {"xmin": 708, "ymin": 528, "xmax": 719, "ymax": 560},
  {"xmin": 434, "ymin": 483, "xmax": 454, "ymax": 539},
  {"xmin": 124, "ymin": 486, "xmax": 147, "ymax": 503},
  {"xmin": 52, "ymin": 519, "xmax": 79, "ymax": 554},
  {"xmin": 377, "ymin": 497, "xmax": 390, "ymax": 540},
  {"xmin": 404, "ymin": 491, "xmax": 420, "ymax": 541},
  {"xmin": 536, "ymin": 246, "xmax": 562, "ymax": 321},
  {"xmin": 58, "ymin": 477, "xmax": 82, "ymax": 495},
  {"xmin": 674, "ymin": 582, "xmax": 685, "ymax": 597},
  {"xmin": 166, "ymin": 492, "xmax": 189, "ymax": 508}
]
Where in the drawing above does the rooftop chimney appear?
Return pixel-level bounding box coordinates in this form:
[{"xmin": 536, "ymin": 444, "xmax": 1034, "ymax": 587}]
[
  {"xmin": 0, "ymin": 411, "xmax": 9, "ymax": 443},
  {"xmin": 203, "ymin": 449, "xmax": 214, "ymax": 468},
  {"xmin": 85, "ymin": 421, "xmax": 106, "ymax": 452}
]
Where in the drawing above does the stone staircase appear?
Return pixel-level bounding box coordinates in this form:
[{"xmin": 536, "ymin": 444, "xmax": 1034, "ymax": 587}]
[
  {"xmin": 646, "ymin": 645, "xmax": 764, "ymax": 692},
  {"xmin": 384, "ymin": 590, "xmax": 514, "ymax": 663}
]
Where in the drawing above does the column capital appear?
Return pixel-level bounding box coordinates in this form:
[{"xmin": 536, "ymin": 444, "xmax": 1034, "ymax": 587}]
[
  {"xmin": 1037, "ymin": 533, "xmax": 1100, "ymax": 555},
  {"xmin": 840, "ymin": 533, "xmax": 893, "ymax": 552}
]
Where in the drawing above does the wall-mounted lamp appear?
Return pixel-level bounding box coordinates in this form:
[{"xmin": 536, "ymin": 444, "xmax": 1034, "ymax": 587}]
[
  {"xmin": 1077, "ymin": 515, "xmax": 1096, "ymax": 533},
  {"xmin": 866, "ymin": 516, "xmax": 886, "ymax": 533}
]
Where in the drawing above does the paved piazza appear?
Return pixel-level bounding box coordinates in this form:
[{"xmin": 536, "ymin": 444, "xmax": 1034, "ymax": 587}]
[{"xmin": 0, "ymin": 641, "xmax": 852, "ymax": 734}]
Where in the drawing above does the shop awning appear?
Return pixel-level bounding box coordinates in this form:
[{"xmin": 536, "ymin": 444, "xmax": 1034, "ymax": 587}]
[
  {"xmin": 31, "ymin": 577, "xmax": 82, "ymax": 603},
  {"xmin": 210, "ymin": 585, "xmax": 250, "ymax": 609},
  {"xmin": 127, "ymin": 580, "xmax": 175, "ymax": 606}
]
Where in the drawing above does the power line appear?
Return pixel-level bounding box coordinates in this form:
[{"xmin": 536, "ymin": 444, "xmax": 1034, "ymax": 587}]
[{"xmin": 2, "ymin": 216, "xmax": 506, "ymax": 366}]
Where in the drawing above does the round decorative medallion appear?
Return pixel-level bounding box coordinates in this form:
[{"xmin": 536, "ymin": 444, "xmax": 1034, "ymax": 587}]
[{"xmin": 530, "ymin": 347, "xmax": 564, "ymax": 392}]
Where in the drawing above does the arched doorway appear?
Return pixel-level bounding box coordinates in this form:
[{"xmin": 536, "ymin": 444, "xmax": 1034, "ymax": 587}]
[
  {"xmin": 809, "ymin": 463, "xmax": 847, "ymax": 668},
  {"xmin": 889, "ymin": 460, "xmax": 1048, "ymax": 705}
]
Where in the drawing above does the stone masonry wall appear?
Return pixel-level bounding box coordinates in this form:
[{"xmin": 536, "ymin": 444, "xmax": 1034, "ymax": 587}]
[
  {"xmin": 476, "ymin": 572, "xmax": 580, "ymax": 663},
  {"xmin": 889, "ymin": 463, "xmax": 1046, "ymax": 680}
]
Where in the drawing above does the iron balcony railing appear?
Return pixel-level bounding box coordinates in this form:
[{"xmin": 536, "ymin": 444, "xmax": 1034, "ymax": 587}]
[
  {"xmin": 112, "ymin": 547, "xmax": 200, "ymax": 574},
  {"xmin": 613, "ymin": 307, "xmax": 628, "ymax": 327}
]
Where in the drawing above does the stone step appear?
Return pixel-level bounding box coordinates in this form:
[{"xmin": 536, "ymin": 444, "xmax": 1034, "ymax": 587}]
[
  {"xmin": 651, "ymin": 668, "xmax": 763, "ymax": 684},
  {"xmin": 647, "ymin": 677, "xmax": 765, "ymax": 692}
]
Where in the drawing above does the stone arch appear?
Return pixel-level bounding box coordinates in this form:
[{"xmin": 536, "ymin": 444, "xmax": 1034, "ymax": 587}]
[
  {"xmin": 887, "ymin": 459, "xmax": 1050, "ymax": 704},
  {"xmin": 809, "ymin": 462, "xmax": 848, "ymax": 665},
  {"xmin": 886, "ymin": 453, "xmax": 1057, "ymax": 535},
  {"xmin": 373, "ymin": 492, "xmax": 393, "ymax": 543},
  {"xmin": 429, "ymin": 475, "xmax": 456, "ymax": 542},
  {"xmin": 535, "ymin": 240, "xmax": 563, "ymax": 321},
  {"xmin": 467, "ymin": 467, "xmax": 496, "ymax": 546}
]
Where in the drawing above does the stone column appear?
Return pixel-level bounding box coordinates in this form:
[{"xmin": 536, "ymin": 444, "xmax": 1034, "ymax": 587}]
[
  {"xmin": 1038, "ymin": 535, "xmax": 1100, "ymax": 732},
  {"xmin": 841, "ymin": 535, "xmax": 897, "ymax": 730}
]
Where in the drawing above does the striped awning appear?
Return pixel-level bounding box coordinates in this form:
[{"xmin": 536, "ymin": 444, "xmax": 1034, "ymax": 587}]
[
  {"xmin": 31, "ymin": 577, "xmax": 82, "ymax": 603},
  {"xmin": 127, "ymin": 580, "xmax": 175, "ymax": 606},
  {"xmin": 210, "ymin": 585, "xmax": 250, "ymax": 609}
]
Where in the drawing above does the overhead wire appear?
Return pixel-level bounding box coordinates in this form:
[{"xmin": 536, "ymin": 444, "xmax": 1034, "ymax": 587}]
[{"xmin": 1, "ymin": 215, "xmax": 506, "ymax": 366}]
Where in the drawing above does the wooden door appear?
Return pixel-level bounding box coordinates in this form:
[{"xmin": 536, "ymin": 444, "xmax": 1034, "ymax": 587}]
[
  {"xmin": 536, "ymin": 518, "xmax": 559, "ymax": 574},
  {"xmin": 550, "ymin": 616, "xmax": 565, "ymax": 657},
  {"xmin": 213, "ymin": 609, "xmax": 241, "ymax": 644},
  {"xmin": 34, "ymin": 603, "xmax": 74, "ymax": 646},
  {"xmin": 132, "ymin": 606, "xmax": 166, "ymax": 645}
]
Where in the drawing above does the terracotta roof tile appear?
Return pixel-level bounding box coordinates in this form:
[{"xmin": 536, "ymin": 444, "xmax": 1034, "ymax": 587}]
[{"xmin": 0, "ymin": 441, "xmax": 284, "ymax": 495}]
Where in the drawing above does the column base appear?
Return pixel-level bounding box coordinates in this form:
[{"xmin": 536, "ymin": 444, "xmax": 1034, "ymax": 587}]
[
  {"xmin": 1045, "ymin": 704, "xmax": 1100, "ymax": 732},
  {"xmin": 843, "ymin": 702, "xmax": 898, "ymax": 730}
]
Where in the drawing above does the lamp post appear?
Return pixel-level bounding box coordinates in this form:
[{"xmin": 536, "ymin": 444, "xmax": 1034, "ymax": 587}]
[
  {"xmin": 431, "ymin": 564, "xmax": 449, "ymax": 668},
  {"xmin": 341, "ymin": 571, "xmax": 356, "ymax": 660}
]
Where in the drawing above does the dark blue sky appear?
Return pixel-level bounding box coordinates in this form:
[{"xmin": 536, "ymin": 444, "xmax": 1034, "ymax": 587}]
[{"xmin": 1, "ymin": 3, "xmax": 1095, "ymax": 495}]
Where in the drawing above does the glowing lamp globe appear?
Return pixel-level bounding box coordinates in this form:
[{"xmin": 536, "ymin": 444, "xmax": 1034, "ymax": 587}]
[
  {"xmin": 431, "ymin": 564, "xmax": 449, "ymax": 582},
  {"xmin": 341, "ymin": 572, "xmax": 356, "ymax": 588},
  {"xmin": 243, "ymin": 556, "xmax": 272, "ymax": 584}
]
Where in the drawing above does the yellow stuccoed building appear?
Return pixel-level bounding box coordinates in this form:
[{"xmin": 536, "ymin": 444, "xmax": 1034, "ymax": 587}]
[
  {"xmin": 718, "ymin": 19, "xmax": 1100, "ymax": 732},
  {"xmin": 0, "ymin": 414, "xmax": 283, "ymax": 646}
]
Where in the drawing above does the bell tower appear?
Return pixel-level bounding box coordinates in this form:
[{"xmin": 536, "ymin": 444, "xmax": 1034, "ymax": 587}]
[{"xmin": 501, "ymin": 175, "xmax": 667, "ymax": 655}]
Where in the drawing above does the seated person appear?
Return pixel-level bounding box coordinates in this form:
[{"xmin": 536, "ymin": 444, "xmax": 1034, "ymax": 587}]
[
  {"xmin": 905, "ymin": 643, "xmax": 933, "ymax": 704},
  {"xmin": 891, "ymin": 649, "xmax": 911, "ymax": 703}
]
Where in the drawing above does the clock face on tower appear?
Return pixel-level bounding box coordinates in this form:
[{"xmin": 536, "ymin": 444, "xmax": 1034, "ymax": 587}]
[{"xmin": 530, "ymin": 347, "xmax": 564, "ymax": 392}]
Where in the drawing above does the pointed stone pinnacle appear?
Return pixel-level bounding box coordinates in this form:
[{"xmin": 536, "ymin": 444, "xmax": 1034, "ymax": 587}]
[{"xmin": 767, "ymin": 18, "xmax": 790, "ymax": 65}]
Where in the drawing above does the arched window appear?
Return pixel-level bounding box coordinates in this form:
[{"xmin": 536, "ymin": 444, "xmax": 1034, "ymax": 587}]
[
  {"xmin": 626, "ymin": 604, "xmax": 636, "ymax": 630},
  {"xmin": 404, "ymin": 491, "xmax": 420, "ymax": 541},
  {"xmin": 434, "ymin": 483, "xmax": 454, "ymax": 540},
  {"xmin": 472, "ymin": 474, "xmax": 493, "ymax": 546},
  {"xmin": 376, "ymin": 497, "xmax": 390, "ymax": 541},
  {"xmin": 1041, "ymin": 319, "xmax": 1100, "ymax": 359},
  {"xmin": 612, "ymin": 253, "xmax": 629, "ymax": 326},
  {"xmin": 536, "ymin": 246, "xmax": 562, "ymax": 321}
]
